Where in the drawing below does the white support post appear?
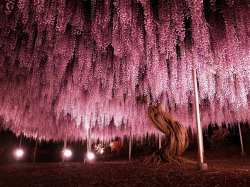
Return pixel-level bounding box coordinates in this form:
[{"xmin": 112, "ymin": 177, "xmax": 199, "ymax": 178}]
[
  {"xmin": 16, "ymin": 134, "xmax": 23, "ymax": 163},
  {"xmin": 62, "ymin": 137, "xmax": 67, "ymax": 163},
  {"xmin": 94, "ymin": 132, "xmax": 97, "ymax": 146},
  {"xmin": 120, "ymin": 136, "xmax": 124, "ymax": 148},
  {"xmin": 129, "ymin": 128, "xmax": 132, "ymax": 161},
  {"xmin": 86, "ymin": 136, "xmax": 89, "ymax": 153},
  {"xmin": 88, "ymin": 113, "xmax": 93, "ymax": 154},
  {"xmin": 19, "ymin": 134, "xmax": 22, "ymax": 149},
  {"xmin": 238, "ymin": 123, "xmax": 245, "ymax": 156},
  {"xmin": 193, "ymin": 69, "xmax": 207, "ymax": 170},
  {"xmin": 33, "ymin": 137, "xmax": 38, "ymax": 164}
]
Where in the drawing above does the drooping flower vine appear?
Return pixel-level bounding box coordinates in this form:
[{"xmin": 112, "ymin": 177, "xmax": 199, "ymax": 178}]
[{"xmin": 0, "ymin": 0, "xmax": 249, "ymax": 141}]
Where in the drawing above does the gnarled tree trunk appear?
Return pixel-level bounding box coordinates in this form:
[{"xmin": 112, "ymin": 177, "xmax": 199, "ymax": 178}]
[{"xmin": 144, "ymin": 105, "xmax": 193, "ymax": 165}]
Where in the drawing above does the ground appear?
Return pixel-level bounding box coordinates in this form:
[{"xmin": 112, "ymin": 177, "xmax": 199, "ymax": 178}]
[{"xmin": 0, "ymin": 148, "xmax": 249, "ymax": 187}]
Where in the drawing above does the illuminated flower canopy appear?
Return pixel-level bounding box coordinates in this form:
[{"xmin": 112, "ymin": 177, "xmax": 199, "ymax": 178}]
[{"xmin": 0, "ymin": 0, "xmax": 249, "ymax": 141}]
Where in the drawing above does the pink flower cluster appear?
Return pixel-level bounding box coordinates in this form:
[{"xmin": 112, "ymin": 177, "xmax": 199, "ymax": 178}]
[{"xmin": 0, "ymin": 0, "xmax": 248, "ymax": 141}]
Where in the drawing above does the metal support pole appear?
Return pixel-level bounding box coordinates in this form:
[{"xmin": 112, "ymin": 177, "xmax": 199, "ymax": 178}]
[
  {"xmin": 19, "ymin": 134, "xmax": 22, "ymax": 148},
  {"xmin": 62, "ymin": 137, "xmax": 67, "ymax": 163},
  {"xmin": 141, "ymin": 136, "xmax": 144, "ymax": 145},
  {"xmin": 129, "ymin": 128, "xmax": 132, "ymax": 161},
  {"xmin": 88, "ymin": 113, "xmax": 93, "ymax": 153},
  {"xmin": 86, "ymin": 137, "xmax": 89, "ymax": 154},
  {"xmin": 120, "ymin": 136, "xmax": 123, "ymax": 148},
  {"xmin": 238, "ymin": 123, "xmax": 245, "ymax": 156},
  {"xmin": 16, "ymin": 134, "xmax": 23, "ymax": 163},
  {"xmin": 94, "ymin": 134, "xmax": 96, "ymax": 146},
  {"xmin": 193, "ymin": 69, "xmax": 207, "ymax": 170},
  {"xmin": 33, "ymin": 138, "xmax": 38, "ymax": 164}
]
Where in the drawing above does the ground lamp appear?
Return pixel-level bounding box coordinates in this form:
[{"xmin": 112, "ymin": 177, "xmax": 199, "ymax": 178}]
[
  {"xmin": 63, "ymin": 149, "xmax": 72, "ymax": 158},
  {"xmin": 86, "ymin": 152, "xmax": 95, "ymax": 161},
  {"xmin": 15, "ymin": 149, "xmax": 24, "ymax": 159}
]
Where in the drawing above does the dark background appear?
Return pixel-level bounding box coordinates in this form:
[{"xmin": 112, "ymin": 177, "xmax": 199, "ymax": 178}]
[{"xmin": 0, "ymin": 122, "xmax": 249, "ymax": 165}]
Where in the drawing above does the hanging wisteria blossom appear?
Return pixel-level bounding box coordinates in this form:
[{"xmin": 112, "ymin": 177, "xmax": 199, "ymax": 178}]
[{"xmin": 0, "ymin": 0, "xmax": 249, "ymax": 141}]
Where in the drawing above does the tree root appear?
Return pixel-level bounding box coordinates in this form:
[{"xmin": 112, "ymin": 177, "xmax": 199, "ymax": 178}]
[
  {"xmin": 143, "ymin": 152, "xmax": 195, "ymax": 166},
  {"xmin": 144, "ymin": 153, "xmax": 162, "ymax": 166},
  {"xmin": 172, "ymin": 156, "xmax": 196, "ymax": 164}
]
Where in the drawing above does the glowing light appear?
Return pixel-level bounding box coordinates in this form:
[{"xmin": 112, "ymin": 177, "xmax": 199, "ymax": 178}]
[
  {"xmin": 100, "ymin": 149, "xmax": 104, "ymax": 154},
  {"xmin": 63, "ymin": 149, "xmax": 72, "ymax": 157},
  {"xmin": 15, "ymin": 149, "xmax": 24, "ymax": 158},
  {"xmin": 87, "ymin": 152, "xmax": 95, "ymax": 160}
]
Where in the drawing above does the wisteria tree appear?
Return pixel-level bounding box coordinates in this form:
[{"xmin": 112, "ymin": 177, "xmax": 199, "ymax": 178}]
[
  {"xmin": 144, "ymin": 105, "xmax": 190, "ymax": 164},
  {"xmin": 0, "ymin": 0, "xmax": 249, "ymax": 149}
]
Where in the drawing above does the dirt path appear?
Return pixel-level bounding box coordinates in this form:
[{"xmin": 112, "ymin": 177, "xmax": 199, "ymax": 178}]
[{"xmin": 0, "ymin": 153, "xmax": 249, "ymax": 186}]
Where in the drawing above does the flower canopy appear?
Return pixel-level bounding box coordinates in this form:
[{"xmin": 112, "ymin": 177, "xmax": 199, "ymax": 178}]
[{"xmin": 0, "ymin": 0, "xmax": 249, "ymax": 141}]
